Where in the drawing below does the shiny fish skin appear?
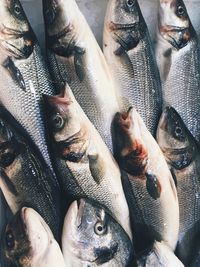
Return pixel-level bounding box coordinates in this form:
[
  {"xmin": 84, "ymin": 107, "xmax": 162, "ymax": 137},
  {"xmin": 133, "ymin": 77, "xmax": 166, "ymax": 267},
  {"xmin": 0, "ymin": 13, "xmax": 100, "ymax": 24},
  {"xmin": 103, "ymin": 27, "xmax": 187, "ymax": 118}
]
[
  {"xmin": 103, "ymin": 0, "xmax": 162, "ymax": 136},
  {"xmin": 0, "ymin": 115, "xmax": 61, "ymax": 241},
  {"xmin": 112, "ymin": 108, "xmax": 179, "ymax": 252},
  {"xmin": 156, "ymin": 0, "xmax": 200, "ymax": 143},
  {"xmin": 44, "ymin": 85, "xmax": 132, "ymax": 239},
  {"xmin": 157, "ymin": 107, "xmax": 200, "ymax": 266},
  {"xmin": 137, "ymin": 241, "xmax": 184, "ymax": 267},
  {"xmin": 62, "ymin": 199, "xmax": 134, "ymax": 267},
  {"xmin": 1, "ymin": 208, "xmax": 66, "ymax": 267},
  {"xmin": 42, "ymin": 0, "xmax": 119, "ymax": 151},
  {"xmin": 0, "ymin": 0, "xmax": 57, "ymax": 176}
]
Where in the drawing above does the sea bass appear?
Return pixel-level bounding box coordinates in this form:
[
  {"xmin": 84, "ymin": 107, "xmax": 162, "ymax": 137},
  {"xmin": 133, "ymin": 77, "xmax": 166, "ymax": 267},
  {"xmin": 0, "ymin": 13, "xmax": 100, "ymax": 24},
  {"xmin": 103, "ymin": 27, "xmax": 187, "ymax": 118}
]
[
  {"xmin": 1, "ymin": 207, "xmax": 66, "ymax": 267},
  {"xmin": 157, "ymin": 107, "xmax": 200, "ymax": 266},
  {"xmin": 0, "ymin": 0, "xmax": 57, "ymax": 173},
  {"xmin": 42, "ymin": 0, "xmax": 119, "ymax": 151},
  {"xmin": 156, "ymin": 0, "xmax": 200, "ymax": 143},
  {"xmin": 44, "ymin": 85, "xmax": 132, "ymax": 239},
  {"xmin": 0, "ymin": 115, "xmax": 61, "ymax": 241},
  {"xmin": 137, "ymin": 241, "xmax": 184, "ymax": 267},
  {"xmin": 103, "ymin": 0, "xmax": 162, "ymax": 136},
  {"xmin": 112, "ymin": 108, "xmax": 179, "ymax": 252},
  {"xmin": 62, "ymin": 198, "xmax": 134, "ymax": 267}
]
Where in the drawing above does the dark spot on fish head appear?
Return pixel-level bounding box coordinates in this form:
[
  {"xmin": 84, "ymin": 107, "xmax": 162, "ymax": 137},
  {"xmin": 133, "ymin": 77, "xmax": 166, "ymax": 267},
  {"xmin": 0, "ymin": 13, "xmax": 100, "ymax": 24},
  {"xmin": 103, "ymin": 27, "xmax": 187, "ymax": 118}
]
[
  {"xmin": 0, "ymin": 119, "xmax": 13, "ymax": 143},
  {"xmin": 94, "ymin": 244, "xmax": 118, "ymax": 265},
  {"xmin": 43, "ymin": 0, "xmax": 62, "ymax": 25},
  {"xmin": 145, "ymin": 173, "xmax": 162, "ymax": 200}
]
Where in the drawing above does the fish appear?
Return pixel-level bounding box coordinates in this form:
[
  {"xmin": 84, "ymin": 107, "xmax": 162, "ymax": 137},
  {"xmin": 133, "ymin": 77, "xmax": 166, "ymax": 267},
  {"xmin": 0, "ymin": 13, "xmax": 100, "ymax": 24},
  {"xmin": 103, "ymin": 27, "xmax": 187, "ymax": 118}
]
[
  {"xmin": 44, "ymin": 85, "xmax": 132, "ymax": 239},
  {"xmin": 112, "ymin": 107, "xmax": 179, "ymax": 252},
  {"xmin": 42, "ymin": 0, "xmax": 119, "ymax": 151},
  {"xmin": 1, "ymin": 207, "xmax": 66, "ymax": 267},
  {"xmin": 137, "ymin": 241, "xmax": 184, "ymax": 267},
  {"xmin": 62, "ymin": 198, "xmax": 134, "ymax": 267},
  {"xmin": 0, "ymin": 114, "xmax": 61, "ymax": 241},
  {"xmin": 103, "ymin": 0, "xmax": 162, "ymax": 136},
  {"xmin": 157, "ymin": 106, "xmax": 200, "ymax": 266},
  {"xmin": 155, "ymin": 0, "xmax": 200, "ymax": 143},
  {"xmin": 0, "ymin": 0, "xmax": 57, "ymax": 175}
]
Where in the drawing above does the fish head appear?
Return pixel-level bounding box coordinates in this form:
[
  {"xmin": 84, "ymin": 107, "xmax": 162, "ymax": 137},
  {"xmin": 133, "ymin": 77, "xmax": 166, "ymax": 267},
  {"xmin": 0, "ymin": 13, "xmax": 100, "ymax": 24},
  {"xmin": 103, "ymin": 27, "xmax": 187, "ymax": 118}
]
[
  {"xmin": 0, "ymin": 0, "xmax": 34, "ymax": 58},
  {"xmin": 112, "ymin": 108, "xmax": 148, "ymax": 176},
  {"xmin": 2, "ymin": 207, "xmax": 54, "ymax": 266},
  {"xmin": 157, "ymin": 107, "xmax": 196, "ymax": 169},
  {"xmin": 158, "ymin": 0, "xmax": 194, "ymax": 49},
  {"xmin": 62, "ymin": 199, "xmax": 133, "ymax": 265}
]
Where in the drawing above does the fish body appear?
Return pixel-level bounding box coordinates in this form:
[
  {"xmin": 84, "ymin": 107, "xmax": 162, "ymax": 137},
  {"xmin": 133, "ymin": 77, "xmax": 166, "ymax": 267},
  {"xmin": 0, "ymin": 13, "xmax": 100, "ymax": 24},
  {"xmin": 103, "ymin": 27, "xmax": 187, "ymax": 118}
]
[
  {"xmin": 157, "ymin": 106, "xmax": 200, "ymax": 266},
  {"xmin": 112, "ymin": 108, "xmax": 179, "ymax": 252},
  {"xmin": 44, "ymin": 85, "xmax": 132, "ymax": 239},
  {"xmin": 0, "ymin": 115, "xmax": 61, "ymax": 241},
  {"xmin": 137, "ymin": 241, "xmax": 184, "ymax": 267},
  {"xmin": 0, "ymin": 0, "xmax": 57, "ymax": 173},
  {"xmin": 1, "ymin": 207, "xmax": 66, "ymax": 267},
  {"xmin": 156, "ymin": 0, "xmax": 200, "ymax": 143},
  {"xmin": 62, "ymin": 198, "xmax": 134, "ymax": 267},
  {"xmin": 43, "ymin": 0, "xmax": 119, "ymax": 151},
  {"xmin": 103, "ymin": 0, "xmax": 162, "ymax": 136}
]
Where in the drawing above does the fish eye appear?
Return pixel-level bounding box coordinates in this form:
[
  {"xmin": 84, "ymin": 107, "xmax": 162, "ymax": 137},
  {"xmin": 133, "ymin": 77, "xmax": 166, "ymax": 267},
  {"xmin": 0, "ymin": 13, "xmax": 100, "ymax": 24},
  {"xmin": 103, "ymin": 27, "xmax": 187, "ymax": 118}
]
[
  {"xmin": 5, "ymin": 231, "xmax": 15, "ymax": 249},
  {"xmin": 177, "ymin": 5, "xmax": 185, "ymax": 16},
  {"xmin": 94, "ymin": 222, "xmax": 107, "ymax": 235},
  {"xmin": 126, "ymin": 0, "xmax": 135, "ymax": 7},
  {"xmin": 14, "ymin": 4, "xmax": 21, "ymax": 15},
  {"xmin": 51, "ymin": 114, "xmax": 64, "ymax": 130}
]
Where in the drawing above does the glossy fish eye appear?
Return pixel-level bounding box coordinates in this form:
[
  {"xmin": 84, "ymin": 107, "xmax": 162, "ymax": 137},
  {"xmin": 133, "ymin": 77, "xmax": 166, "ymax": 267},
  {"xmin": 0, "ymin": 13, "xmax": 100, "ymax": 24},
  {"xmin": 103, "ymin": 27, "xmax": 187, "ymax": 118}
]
[
  {"xmin": 51, "ymin": 114, "xmax": 64, "ymax": 130},
  {"xmin": 177, "ymin": 5, "xmax": 185, "ymax": 16},
  {"xmin": 14, "ymin": 4, "xmax": 21, "ymax": 15},
  {"xmin": 5, "ymin": 231, "xmax": 15, "ymax": 249},
  {"xmin": 126, "ymin": 0, "xmax": 135, "ymax": 7},
  {"xmin": 94, "ymin": 222, "xmax": 107, "ymax": 235}
]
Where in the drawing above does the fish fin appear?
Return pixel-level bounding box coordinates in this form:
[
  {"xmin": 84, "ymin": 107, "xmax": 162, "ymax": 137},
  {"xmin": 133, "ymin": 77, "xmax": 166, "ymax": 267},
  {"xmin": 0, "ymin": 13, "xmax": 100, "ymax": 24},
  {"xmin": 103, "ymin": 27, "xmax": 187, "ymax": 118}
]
[
  {"xmin": 74, "ymin": 48, "xmax": 85, "ymax": 82},
  {"xmin": 145, "ymin": 172, "xmax": 161, "ymax": 200},
  {"xmin": 170, "ymin": 168, "xmax": 178, "ymax": 187},
  {"xmin": 88, "ymin": 154, "xmax": 105, "ymax": 185}
]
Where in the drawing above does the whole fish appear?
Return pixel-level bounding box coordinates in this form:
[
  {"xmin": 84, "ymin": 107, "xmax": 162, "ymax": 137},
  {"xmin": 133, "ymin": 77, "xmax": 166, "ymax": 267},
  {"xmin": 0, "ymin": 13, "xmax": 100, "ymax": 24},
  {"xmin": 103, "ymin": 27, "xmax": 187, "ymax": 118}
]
[
  {"xmin": 42, "ymin": 0, "xmax": 119, "ymax": 151},
  {"xmin": 0, "ymin": 0, "xmax": 57, "ymax": 174},
  {"xmin": 156, "ymin": 0, "xmax": 200, "ymax": 143},
  {"xmin": 44, "ymin": 85, "xmax": 132, "ymax": 239},
  {"xmin": 137, "ymin": 241, "xmax": 184, "ymax": 267},
  {"xmin": 157, "ymin": 106, "xmax": 200, "ymax": 266},
  {"xmin": 62, "ymin": 198, "xmax": 134, "ymax": 267},
  {"xmin": 0, "ymin": 115, "xmax": 61, "ymax": 241},
  {"xmin": 103, "ymin": 0, "xmax": 162, "ymax": 136},
  {"xmin": 1, "ymin": 207, "xmax": 66, "ymax": 267},
  {"xmin": 112, "ymin": 108, "xmax": 179, "ymax": 252}
]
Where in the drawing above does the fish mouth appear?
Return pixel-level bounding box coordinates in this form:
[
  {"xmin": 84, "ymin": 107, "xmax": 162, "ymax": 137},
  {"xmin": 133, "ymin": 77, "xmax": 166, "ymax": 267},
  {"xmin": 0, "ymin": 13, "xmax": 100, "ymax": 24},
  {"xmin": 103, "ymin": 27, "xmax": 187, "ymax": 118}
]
[
  {"xmin": 114, "ymin": 107, "xmax": 134, "ymax": 130},
  {"xmin": 0, "ymin": 24, "xmax": 30, "ymax": 39},
  {"xmin": 47, "ymin": 24, "xmax": 73, "ymax": 43},
  {"xmin": 109, "ymin": 21, "xmax": 139, "ymax": 31}
]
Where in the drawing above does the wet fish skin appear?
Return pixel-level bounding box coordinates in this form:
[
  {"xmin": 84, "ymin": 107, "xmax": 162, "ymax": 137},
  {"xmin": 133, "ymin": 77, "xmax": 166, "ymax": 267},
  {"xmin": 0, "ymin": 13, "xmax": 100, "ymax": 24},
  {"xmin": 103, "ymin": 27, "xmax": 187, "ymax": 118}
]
[
  {"xmin": 42, "ymin": 0, "xmax": 119, "ymax": 151},
  {"xmin": 0, "ymin": 115, "xmax": 61, "ymax": 241},
  {"xmin": 62, "ymin": 198, "xmax": 134, "ymax": 267},
  {"xmin": 137, "ymin": 241, "xmax": 184, "ymax": 267},
  {"xmin": 1, "ymin": 207, "xmax": 66, "ymax": 267},
  {"xmin": 103, "ymin": 0, "xmax": 162, "ymax": 136},
  {"xmin": 0, "ymin": 0, "xmax": 58, "ymax": 177},
  {"xmin": 156, "ymin": 0, "xmax": 200, "ymax": 143},
  {"xmin": 44, "ymin": 85, "xmax": 132, "ymax": 239},
  {"xmin": 112, "ymin": 108, "xmax": 179, "ymax": 252},
  {"xmin": 157, "ymin": 106, "xmax": 200, "ymax": 266}
]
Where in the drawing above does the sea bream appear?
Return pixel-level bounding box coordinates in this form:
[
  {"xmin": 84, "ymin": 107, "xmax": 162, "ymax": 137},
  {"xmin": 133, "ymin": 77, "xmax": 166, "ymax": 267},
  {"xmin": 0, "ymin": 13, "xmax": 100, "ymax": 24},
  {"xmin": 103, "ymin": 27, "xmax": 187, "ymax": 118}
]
[
  {"xmin": 62, "ymin": 198, "xmax": 134, "ymax": 267},
  {"xmin": 1, "ymin": 207, "xmax": 66, "ymax": 267},
  {"xmin": 0, "ymin": 0, "xmax": 57, "ymax": 174},
  {"xmin": 44, "ymin": 85, "xmax": 132, "ymax": 239},
  {"xmin": 155, "ymin": 0, "xmax": 200, "ymax": 143},
  {"xmin": 157, "ymin": 107, "xmax": 200, "ymax": 266},
  {"xmin": 103, "ymin": 0, "xmax": 162, "ymax": 136},
  {"xmin": 0, "ymin": 115, "xmax": 61, "ymax": 241},
  {"xmin": 42, "ymin": 0, "xmax": 119, "ymax": 151},
  {"xmin": 112, "ymin": 108, "xmax": 179, "ymax": 252}
]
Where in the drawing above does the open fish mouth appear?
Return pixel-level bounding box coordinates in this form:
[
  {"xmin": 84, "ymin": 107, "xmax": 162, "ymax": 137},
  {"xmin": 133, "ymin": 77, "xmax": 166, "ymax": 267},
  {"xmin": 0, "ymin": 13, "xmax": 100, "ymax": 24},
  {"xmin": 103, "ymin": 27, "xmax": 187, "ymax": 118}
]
[
  {"xmin": 159, "ymin": 25, "xmax": 188, "ymax": 34},
  {"xmin": 47, "ymin": 24, "xmax": 74, "ymax": 42},
  {"xmin": 0, "ymin": 25, "xmax": 30, "ymax": 39},
  {"xmin": 109, "ymin": 21, "xmax": 139, "ymax": 31}
]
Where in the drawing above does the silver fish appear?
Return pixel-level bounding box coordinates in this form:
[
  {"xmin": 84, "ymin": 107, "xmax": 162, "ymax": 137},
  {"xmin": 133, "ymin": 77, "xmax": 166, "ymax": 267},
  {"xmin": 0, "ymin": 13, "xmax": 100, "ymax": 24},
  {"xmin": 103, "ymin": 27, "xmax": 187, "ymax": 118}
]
[
  {"xmin": 137, "ymin": 241, "xmax": 184, "ymax": 267},
  {"xmin": 42, "ymin": 0, "xmax": 119, "ymax": 151},
  {"xmin": 44, "ymin": 85, "xmax": 132, "ymax": 239},
  {"xmin": 62, "ymin": 198, "xmax": 134, "ymax": 267},
  {"xmin": 112, "ymin": 108, "xmax": 179, "ymax": 252},
  {"xmin": 1, "ymin": 207, "xmax": 66, "ymax": 267},
  {"xmin": 155, "ymin": 0, "xmax": 200, "ymax": 143},
  {"xmin": 103, "ymin": 0, "xmax": 162, "ymax": 136},
  {"xmin": 0, "ymin": 0, "xmax": 57, "ymax": 175},
  {"xmin": 0, "ymin": 115, "xmax": 61, "ymax": 241},
  {"xmin": 157, "ymin": 106, "xmax": 200, "ymax": 266}
]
